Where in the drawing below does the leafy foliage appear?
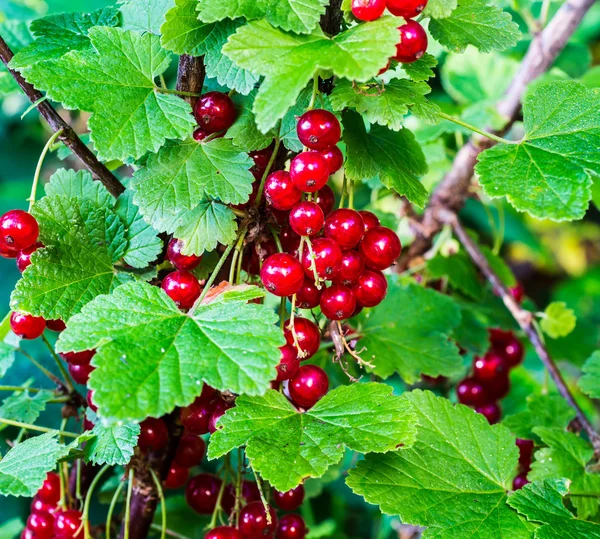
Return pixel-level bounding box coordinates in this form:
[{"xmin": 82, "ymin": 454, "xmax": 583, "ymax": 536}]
[
  {"xmin": 579, "ymin": 351, "xmax": 600, "ymax": 398},
  {"xmin": 0, "ymin": 390, "xmax": 53, "ymax": 428},
  {"xmin": 85, "ymin": 416, "xmax": 140, "ymax": 466},
  {"xmin": 540, "ymin": 302, "xmax": 577, "ymax": 339}
]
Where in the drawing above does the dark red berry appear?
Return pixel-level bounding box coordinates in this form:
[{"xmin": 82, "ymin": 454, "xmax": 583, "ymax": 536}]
[
  {"xmin": 138, "ymin": 417, "xmax": 169, "ymax": 452},
  {"xmin": 289, "ymin": 202, "xmax": 324, "ymax": 237},
  {"xmin": 352, "ymin": 269, "xmax": 387, "ymax": 308},
  {"xmin": 261, "ymin": 253, "xmax": 305, "ymax": 297},
  {"xmin": 0, "ymin": 210, "xmax": 39, "ymax": 251},
  {"xmin": 290, "ymin": 152, "xmax": 329, "ymax": 193},
  {"xmin": 289, "ymin": 365, "xmax": 329, "ymax": 409},
  {"xmin": 513, "ymin": 473, "xmax": 529, "ymax": 490},
  {"xmin": 274, "ymin": 485, "xmax": 305, "ymax": 511},
  {"xmin": 280, "ymin": 226, "xmax": 302, "ymax": 256},
  {"xmin": 54, "ymin": 509, "xmax": 83, "ymax": 538},
  {"xmin": 293, "ymin": 277, "xmax": 322, "ymax": 309},
  {"xmin": 320, "ymin": 146, "xmax": 344, "ymax": 175},
  {"xmin": 501, "ymin": 335, "xmax": 524, "ymax": 368},
  {"xmin": 165, "ymin": 464, "xmax": 189, "ymax": 489},
  {"xmin": 352, "ymin": 0, "xmax": 386, "ymax": 21},
  {"xmin": 277, "ymin": 513, "xmax": 307, "ymax": 539},
  {"xmin": 297, "ymin": 110, "xmax": 341, "ymax": 151},
  {"xmin": 16, "ymin": 241, "xmax": 43, "ymax": 272},
  {"xmin": 394, "ymin": 20, "xmax": 428, "ymax": 63},
  {"xmin": 10, "ymin": 312, "xmax": 45, "ymax": 340},
  {"xmin": 46, "ymin": 319, "xmax": 66, "ymax": 332},
  {"xmin": 193, "ymin": 127, "xmax": 209, "ymax": 142},
  {"xmin": 209, "ymin": 399, "xmax": 234, "ymax": 433},
  {"xmin": 26, "ymin": 511, "xmax": 54, "ymax": 539},
  {"xmin": 239, "ymin": 501, "xmax": 278, "ymax": 539},
  {"xmin": 358, "ymin": 211, "xmax": 380, "ymax": 233},
  {"xmin": 204, "ymin": 527, "xmax": 241, "ymax": 539},
  {"xmin": 301, "ymin": 237, "xmax": 342, "ymax": 280},
  {"xmin": 510, "ymin": 282, "xmax": 525, "ymax": 304},
  {"xmin": 473, "ymin": 352, "xmax": 507, "ymax": 383},
  {"xmin": 167, "ymin": 239, "xmax": 203, "ymax": 271},
  {"xmin": 475, "ymin": 402, "xmax": 501, "ymax": 424},
  {"xmin": 199, "ymin": 384, "xmax": 218, "ymax": 402},
  {"xmin": 83, "ymin": 418, "xmax": 95, "ymax": 431},
  {"xmin": 387, "ymin": 0, "xmax": 428, "ymax": 18},
  {"xmin": 265, "ymin": 171, "xmax": 302, "ymax": 210},
  {"xmin": 0, "ymin": 242, "xmax": 18, "ymax": 258},
  {"xmin": 86, "ymin": 390, "xmax": 97, "ymax": 413},
  {"xmin": 194, "ymin": 92, "xmax": 236, "ymax": 134},
  {"xmin": 161, "ymin": 270, "xmax": 202, "ymax": 310},
  {"xmin": 37, "ymin": 472, "xmax": 61, "ymax": 505},
  {"xmin": 456, "ymin": 377, "xmax": 489, "ymax": 406},
  {"xmin": 516, "ymin": 438, "xmax": 534, "ymax": 469},
  {"xmin": 276, "ymin": 344, "xmax": 300, "ymax": 382},
  {"xmin": 284, "ymin": 318, "xmax": 321, "ymax": 359},
  {"xmin": 333, "ymin": 250, "xmax": 364, "ymax": 285},
  {"xmin": 175, "ymin": 433, "xmax": 206, "ymax": 468},
  {"xmin": 324, "ymin": 209, "xmax": 364, "ymax": 249},
  {"xmin": 320, "ymin": 284, "xmax": 356, "ymax": 320},
  {"xmin": 378, "ymin": 60, "xmax": 391, "ymax": 76},
  {"xmin": 181, "ymin": 398, "xmax": 213, "ymax": 435},
  {"xmin": 31, "ymin": 496, "xmax": 55, "ymax": 515},
  {"xmin": 489, "ymin": 328, "xmax": 511, "ymax": 347},
  {"xmin": 59, "ymin": 350, "xmax": 95, "ymax": 366},
  {"xmin": 250, "ymin": 144, "xmax": 275, "ymax": 174},
  {"xmin": 242, "ymin": 481, "xmax": 261, "ymax": 503},
  {"xmin": 186, "ymin": 473, "xmax": 222, "ymax": 515},
  {"xmin": 68, "ymin": 363, "xmax": 94, "ymax": 385},
  {"xmin": 315, "ymin": 185, "xmax": 335, "ymax": 216},
  {"xmin": 359, "ymin": 226, "xmax": 401, "ymax": 270},
  {"xmin": 484, "ymin": 374, "xmax": 510, "ymax": 401}
]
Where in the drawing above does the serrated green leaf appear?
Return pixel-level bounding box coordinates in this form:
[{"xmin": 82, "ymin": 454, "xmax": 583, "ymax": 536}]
[
  {"xmin": 343, "ymin": 111, "xmax": 428, "ymax": 207},
  {"xmin": 85, "ymin": 420, "xmax": 140, "ymax": 465},
  {"xmin": 197, "ymin": 0, "xmax": 328, "ymax": 34},
  {"xmin": 57, "ymin": 281, "xmax": 283, "ymax": 421},
  {"xmin": 0, "ymin": 390, "xmax": 54, "ymax": 428},
  {"xmin": 17, "ymin": 28, "xmax": 195, "ymax": 161},
  {"xmin": 0, "ymin": 327, "xmax": 19, "ymax": 379},
  {"xmin": 119, "ymin": 0, "xmax": 173, "ymax": 34},
  {"xmin": 424, "ymin": 0, "xmax": 457, "ymax": 19},
  {"xmin": 428, "ymin": 251, "xmax": 483, "ymax": 299},
  {"xmin": 429, "ymin": 0, "xmax": 520, "ymax": 53},
  {"xmin": 476, "ymin": 82, "xmax": 600, "ymax": 221},
  {"xmin": 402, "ymin": 53, "xmax": 438, "ymax": 82},
  {"xmin": 223, "ymin": 18, "xmax": 401, "ymax": 132},
  {"xmin": 508, "ymin": 478, "xmax": 573, "ymax": 525},
  {"xmin": 0, "ymin": 432, "xmax": 69, "ymax": 497},
  {"xmin": 452, "ymin": 306, "xmax": 489, "ymax": 354},
  {"xmin": 540, "ymin": 302, "xmax": 576, "ymax": 339},
  {"xmin": 359, "ymin": 281, "xmax": 463, "ymax": 383},
  {"xmin": 11, "ymin": 196, "xmax": 130, "ymax": 321},
  {"xmin": 537, "ymin": 520, "xmax": 600, "ymax": 539},
  {"xmin": 347, "ymin": 391, "xmax": 532, "ymax": 539},
  {"xmin": 45, "ymin": 168, "xmax": 113, "ymax": 208},
  {"xmin": 579, "ymin": 351, "xmax": 600, "ymax": 399},
  {"xmin": 209, "ymin": 383, "xmax": 418, "ymax": 492},
  {"xmin": 225, "ymin": 92, "xmax": 275, "ymax": 151},
  {"xmin": 0, "ymin": 21, "xmax": 34, "ymax": 97}
]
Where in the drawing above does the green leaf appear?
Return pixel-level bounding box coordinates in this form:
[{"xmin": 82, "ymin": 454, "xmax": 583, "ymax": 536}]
[
  {"xmin": 424, "ymin": 0, "xmax": 457, "ymax": 19},
  {"xmin": 85, "ymin": 419, "xmax": 140, "ymax": 465},
  {"xmin": 347, "ymin": 391, "xmax": 532, "ymax": 539},
  {"xmin": 428, "ymin": 251, "xmax": 483, "ymax": 300},
  {"xmin": 402, "ymin": 53, "xmax": 438, "ymax": 82},
  {"xmin": 119, "ymin": 0, "xmax": 173, "ymax": 34},
  {"xmin": 343, "ymin": 111, "xmax": 428, "ymax": 207},
  {"xmin": 223, "ymin": 18, "xmax": 401, "ymax": 132},
  {"xmin": 429, "ymin": 0, "xmax": 520, "ymax": 53},
  {"xmin": 540, "ymin": 302, "xmax": 577, "ymax": 339},
  {"xmin": 45, "ymin": 168, "xmax": 113, "ymax": 208},
  {"xmin": 358, "ymin": 280, "xmax": 463, "ymax": 383},
  {"xmin": 452, "ymin": 306, "xmax": 489, "ymax": 354},
  {"xmin": 209, "ymin": 383, "xmax": 418, "ymax": 492},
  {"xmin": 0, "ymin": 432, "xmax": 69, "ymax": 497},
  {"xmin": 57, "ymin": 282, "xmax": 283, "ymax": 421},
  {"xmin": 476, "ymin": 82, "xmax": 600, "ymax": 221},
  {"xmin": 197, "ymin": 0, "xmax": 329, "ymax": 34},
  {"xmin": 11, "ymin": 196, "xmax": 130, "ymax": 322},
  {"xmin": 579, "ymin": 350, "xmax": 600, "ymax": 399},
  {"xmin": 226, "ymin": 92, "xmax": 276, "ymax": 152},
  {"xmin": 0, "ymin": 390, "xmax": 54, "ymax": 427},
  {"xmin": 0, "ymin": 325, "xmax": 19, "ymax": 379},
  {"xmin": 18, "ymin": 28, "xmax": 195, "ymax": 161},
  {"xmin": 508, "ymin": 478, "xmax": 573, "ymax": 525}
]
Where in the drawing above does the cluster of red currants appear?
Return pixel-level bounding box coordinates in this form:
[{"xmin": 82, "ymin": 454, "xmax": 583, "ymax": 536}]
[
  {"xmin": 513, "ymin": 438, "xmax": 534, "ymax": 490},
  {"xmin": 351, "ymin": 0, "xmax": 429, "ymax": 64}
]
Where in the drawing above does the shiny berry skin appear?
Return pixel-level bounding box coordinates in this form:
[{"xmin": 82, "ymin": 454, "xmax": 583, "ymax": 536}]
[
  {"xmin": 473, "ymin": 352, "xmax": 507, "ymax": 383},
  {"xmin": 297, "ymin": 110, "xmax": 341, "ymax": 151},
  {"xmin": 86, "ymin": 390, "xmax": 97, "ymax": 413},
  {"xmin": 456, "ymin": 377, "xmax": 489, "ymax": 407},
  {"xmin": 293, "ymin": 277, "xmax": 322, "ymax": 309},
  {"xmin": 250, "ymin": 144, "xmax": 275, "ymax": 176},
  {"xmin": 165, "ymin": 464, "xmax": 189, "ymax": 489},
  {"xmin": 0, "ymin": 242, "xmax": 18, "ymax": 258},
  {"xmin": 501, "ymin": 335, "xmax": 524, "ymax": 368},
  {"xmin": 27, "ymin": 511, "xmax": 55, "ymax": 539},
  {"xmin": 46, "ymin": 319, "xmax": 66, "ymax": 332},
  {"xmin": 54, "ymin": 509, "xmax": 83, "ymax": 538},
  {"xmin": 204, "ymin": 527, "xmax": 241, "ymax": 539},
  {"xmin": 162, "ymin": 270, "xmax": 202, "ymax": 310},
  {"xmin": 320, "ymin": 284, "xmax": 356, "ymax": 320},
  {"xmin": 16, "ymin": 241, "xmax": 43, "ymax": 272},
  {"xmin": 394, "ymin": 20, "xmax": 428, "ymax": 63},
  {"xmin": 513, "ymin": 473, "xmax": 529, "ymax": 490},
  {"xmin": 315, "ymin": 185, "xmax": 335, "ymax": 216},
  {"xmin": 0, "ymin": 210, "xmax": 39, "ymax": 251},
  {"xmin": 276, "ymin": 344, "xmax": 300, "ymax": 382},
  {"xmin": 181, "ymin": 399, "xmax": 213, "ymax": 435},
  {"xmin": 274, "ymin": 484, "xmax": 305, "ymax": 511},
  {"xmin": 194, "ymin": 92, "xmax": 236, "ymax": 134},
  {"xmin": 208, "ymin": 399, "xmax": 234, "ymax": 433},
  {"xmin": 284, "ymin": 318, "xmax": 321, "ymax": 359},
  {"xmin": 289, "ymin": 365, "xmax": 329, "ymax": 409},
  {"xmin": 387, "ymin": 0, "xmax": 428, "ymax": 18},
  {"xmin": 301, "ymin": 237, "xmax": 342, "ymax": 280},
  {"xmin": 324, "ymin": 209, "xmax": 365, "ymax": 249},
  {"xmin": 68, "ymin": 362, "xmax": 94, "ymax": 385},
  {"xmin": 320, "ymin": 146, "xmax": 344, "ymax": 175},
  {"xmin": 517, "ymin": 438, "xmax": 534, "ymax": 469},
  {"xmin": 265, "ymin": 171, "xmax": 302, "ymax": 210},
  {"xmin": 333, "ymin": 250, "xmax": 364, "ymax": 285},
  {"xmin": 289, "ymin": 202, "xmax": 324, "ymax": 237},
  {"xmin": 280, "ymin": 226, "xmax": 302, "ymax": 256},
  {"xmin": 242, "ymin": 481, "xmax": 261, "ymax": 503},
  {"xmin": 352, "ymin": 0, "xmax": 386, "ymax": 21},
  {"xmin": 475, "ymin": 402, "xmax": 501, "ymax": 424},
  {"xmin": 359, "ymin": 226, "xmax": 401, "ymax": 270},
  {"xmin": 510, "ymin": 282, "xmax": 525, "ymax": 303},
  {"xmin": 358, "ymin": 211, "xmax": 380, "ymax": 233},
  {"xmin": 290, "ymin": 152, "xmax": 329, "ymax": 193},
  {"xmin": 186, "ymin": 474, "xmax": 222, "ymax": 514},
  {"xmin": 167, "ymin": 239, "xmax": 203, "ymax": 271},
  {"xmin": 138, "ymin": 417, "xmax": 169, "ymax": 452},
  {"xmin": 59, "ymin": 349, "xmax": 95, "ymax": 366},
  {"xmin": 261, "ymin": 253, "xmax": 305, "ymax": 297},
  {"xmin": 174, "ymin": 433, "xmax": 206, "ymax": 468},
  {"xmin": 484, "ymin": 374, "xmax": 510, "ymax": 401},
  {"xmin": 31, "ymin": 496, "xmax": 55, "ymax": 516},
  {"xmin": 10, "ymin": 312, "xmax": 45, "ymax": 340},
  {"xmin": 37, "ymin": 472, "xmax": 61, "ymax": 505},
  {"xmin": 193, "ymin": 127, "xmax": 209, "ymax": 142},
  {"xmin": 239, "ymin": 501, "xmax": 278, "ymax": 539},
  {"xmin": 277, "ymin": 513, "xmax": 307, "ymax": 539},
  {"xmin": 352, "ymin": 269, "xmax": 387, "ymax": 308}
]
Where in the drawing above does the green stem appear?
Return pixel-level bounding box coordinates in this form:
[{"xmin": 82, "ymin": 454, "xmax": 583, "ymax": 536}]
[
  {"xmin": 308, "ymin": 75, "xmax": 319, "ymax": 111},
  {"xmin": 207, "ymin": 459, "xmax": 229, "ymax": 529},
  {"xmin": 229, "ymin": 228, "xmax": 248, "ymax": 284},
  {"xmin": 267, "ymin": 225, "xmax": 283, "ymax": 253},
  {"xmin": 41, "ymin": 334, "xmax": 74, "ymax": 392},
  {"xmin": 149, "ymin": 525, "xmax": 191, "ymax": 539},
  {"xmin": 253, "ymin": 135, "xmax": 282, "ymax": 209},
  {"xmin": 0, "ymin": 385, "xmax": 41, "ymax": 392},
  {"xmin": 124, "ymin": 468, "xmax": 134, "ymax": 539},
  {"xmin": 106, "ymin": 478, "xmax": 126, "ymax": 539},
  {"xmin": 249, "ymin": 463, "xmax": 272, "ymax": 525},
  {"xmin": 348, "ymin": 179, "xmax": 355, "ymax": 210},
  {"xmin": 17, "ymin": 348, "xmax": 62, "ymax": 387},
  {"xmin": 436, "ymin": 112, "xmax": 516, "ymax": 145},
  {"xmin": 155, "ymin": 87, "xmax": 202, "ymax": 98},
  {"xmin": 150, "ymin": 469, "xmax": 167, "ymax": 539},
  {"xmin": 339, "ymin": 174, "xmax": 348, "ymax": 208},
  {"xmin": 81, "ymin": 464, "xmax": 111, "ymax": 539},
  {"xmin": 29, "ymin": 129, "xmax": 64, "ymax": 211},
  {"xmin": 0, "ymin": 417, "xmax": 79, "ymax": 438},
  {"xmin": 159, "ymin": 74, "xmax": 167, "ymax": 90}
]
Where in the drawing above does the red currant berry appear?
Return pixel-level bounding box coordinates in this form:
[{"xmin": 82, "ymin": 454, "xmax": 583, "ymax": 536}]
[
  {"xmin": 59, "ymin": 350, "xmax": 95, "ymax": 366},
  {"xmin": 394, "ymin": 20, "xmax": 428, "ymax": 63},
  {"xmin": 37, "ymin": 472, "xmax": 61, "ymax": 505},
  {"xmin": 181, "ymin": 399, "xmax": 213, "ymax": 435},
  {"xmin": 513, "ymin": 473, "xmax": 529, "ymax": 490},
  {"xmin": 274, "ymin": 485, "xmax": 305, "ymax": 511},
  {"xmin": 473, "ymin": 352, "xmax": 507, "ymax": 383},
  {"xmin": 293, "ymin": 277, "xmax": 322, "ymax": 309},
  {"xmin": 387, "ymin": 0, "xmax": 428, "ymax": 19},
  {"xmin": 290, "ymin": 152, "xmax": 329, "ymax": 193},
  {"xmin": 289, "ymin": 365, "xmax": 329, "ymax": 409},
  {"xmin": 0, "ymin": 210, "xmax": 39, "ymax": 251},
  {"xmin": 250, "ymin": 144, "xmax": 275, "ymax": 175},
  {"xmin": 456, "ymin": 377, "xmax": 489, "ymax": 407},
  {"xmin": 186, "ymin": 474, "xmax": 222, "ymax": 515},
  {"xmin": 138, "ymin": 417, "xmax": 169, "ymax": 452},
  {"xmin": 359, "ymin": 226, "xmax": 401, "ymax": 270},
  {"xmin": 352, "ymin": 0, "xmax": 386, "ymax": 21},
  {"xmin": 54, "ymin": 509, "xmax": 83, "ymax": 538},
  {"xmin": 10, "ymin": 312, "xmax": 45, "ymax": 340},
  {"xmin": 358, "ymin": 211, "xmax": 380, "ymax": 233},
  {"xmin": 484, "ymin": 374, "xmax": 510, "ymax": 401},
  {"xmin": 161, "ymin": 270, "xmax": 202, "ymax": 310},
  {"xmin": 242, "ymin": 481, "xmax": 261, "ymax": 503},
  {"xmin": 165, "ymin": 464, "xmax": 189, "ymax": 489},
  {"xmin": 174, "ymin": 433, "xmax": 206, "ymax": 468},
  {"xmin": 68, "ymin": 363, "xmax": 94, "ymax": 385},
  {"xmin": 193, "ymin": 127, "xmax": 209, "ymax": 142},
  {"xmin": 320, "ymin": 284, "xmax": 356, "ymax": 320},
  {"xmin": 261, "ymin": 253, "xmax": 305, "ymax": 297},
  {"xmin": 277, "ymin": 513, "xmax": 307, "ymax": 539},
  {"xmin": 46, "ymin": 319, "xmax": 66, "ymax": 332},
  {"xmin": 280, "ymin": 226, "xmax": 302, "ymax": 256},
  {"xmin": 301, "ymin": 237, "xmax": 342, "ymax": 280},
  {"xmin": 324, "ymin": 209, "xmax": 365, "ymax": 249},
  {"xmin": 333, "ymin": 250, "xmax": 364, "ymax": 285},
  {"xmin": 315, "ymin": 185, "xmax": 335, "ymax": 216},
  {"xmin": 204, "ymin": 527, "xmax": 240, "ymax": 539},
  {"xmin": 16, "ymin": 241, "xmax": 43, "ymax": 272},
  {"xmin": 31, "ymin": 496, "xmax": 55, "ymax": 515},
  {"xmin": 516, "ymin": 438, "xmax": 534, "ymax": 469},
  {"xmin": 276, "ymin": 344, "xmax": 300, "ymax": 382},
  {"xmin": 475, "ymin": 402, "xmax": 501, "ymax": 424},
  {"xmin": 501, "ymin": 335, "xmax": 524, "ymax": 368},
  {"xmin": 297, "ymin": 110, "xmax": 341, "ymax": 151},
  {"xmin": 510, "ymin": 282, "xmax": 525, "ymax": 304},
  {"xmin": 289, "ymin": 202, "xmax": 324, "ymax": 237},
  {"xmin": 194, "ymin": 92, "xmax": 236, "ymax": 134},
  {"xmin": 265, "ymin": 171, "xmax": 302, "ymax": 210},
  {"xmin": 167, "ymin": 239, "xmax": 203, "ymax": 271},
  {"xmin": 239, "ymin": 501, "xmax": 278, "ymax": 539},
  {"xmin": 320, "ymin": 146, "xmax": 344, "ymax": 175},
  {"xmin": 352, "ymin": 269, "xmax": 387, "ymax": 307},
  {"xmin": 0, "ymin": 242, "xmax": 18, "ymax": 258},
  {"xmin": 83, "ymin": 418, "xmax": 95, "ymax": 431},
  {"xmin": 489, "ymin": 328, "xmax": 511, "ymax": 347},
  {"xmin": 86, "ymin": 390, "xmax": 97, "ymax": 413},
  {"xmin": 208, "ymin": 399, "xmax": 234, "ymax": 433},
  {"xmin": 199, "ymin": 384, "xmax": 218, "ymax": 402},
  {"xmin": 284, "ymin": 318, "xmax": 321, "ymax": 359},
  {"xmin": 27, "ymin": 511, "xmax": 55, "ymax": 539},
  {"xmin": 378, "ymin": 60, "xmax": 391, "ymax": 76}
]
